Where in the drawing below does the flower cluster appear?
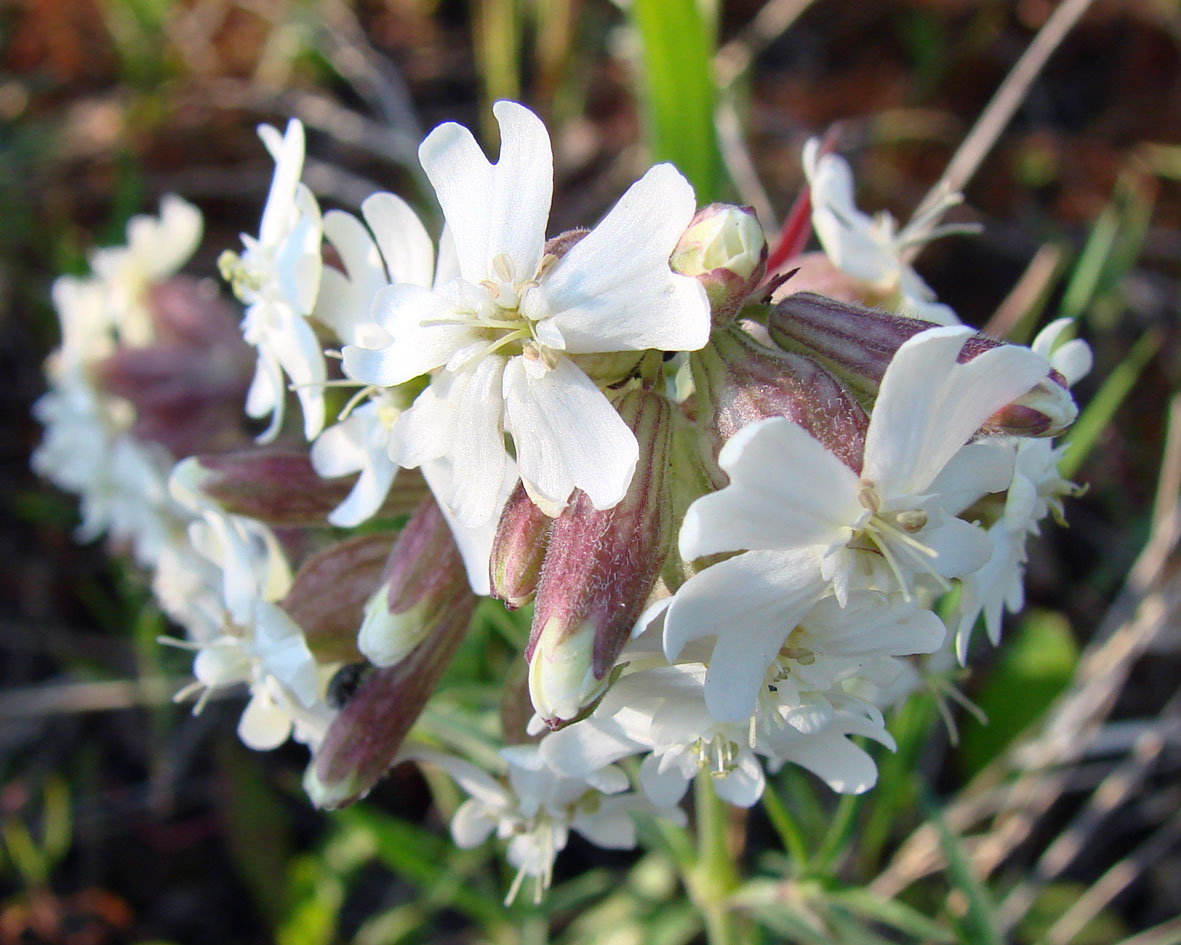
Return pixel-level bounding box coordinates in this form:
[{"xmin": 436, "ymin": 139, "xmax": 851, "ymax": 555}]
[{"xmin": 33, "ymin": 107, "xmax": 1088, "ymax": 902}]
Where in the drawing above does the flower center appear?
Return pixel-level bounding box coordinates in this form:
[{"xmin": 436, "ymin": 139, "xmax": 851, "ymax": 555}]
[
  {"xmin": 691, "ymin": 733, "xmax": 740, "ymax": 777},
  {"xmin": 853, "ymin": 479, "xmax": 948, "ymax": 600},
  {"xmin": 425, "ymin": 252, "xmax": 562, "ymax": 373}
]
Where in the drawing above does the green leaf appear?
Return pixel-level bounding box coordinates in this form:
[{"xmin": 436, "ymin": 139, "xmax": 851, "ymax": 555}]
[
  {"xmin": 958, "ymin": 609, "xmax": 1078, "ymax": 777},
  {"xmin": 827, "ymin": 887, "xmax": 957, "ymax": 943},
  {"xmin": 628, "ymin": 0, "xmax": 722, "ymax": 202},
  {"xmin": 218, "ymin": 742, "xmax": 294, "ymax": 930},
  {"xmin": 922, "ymin": 795, "xmax": 1003, "ymax": 945}
]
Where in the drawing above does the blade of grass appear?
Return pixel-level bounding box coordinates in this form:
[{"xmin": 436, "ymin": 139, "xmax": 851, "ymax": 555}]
[
  {"xmin": 921, "ymin": 794, "xmax": 1003, "ymax": 945},
  {"xmin": 760, "ymin": 779, "xmax": 809, "ymax": 871},
  {"xmin": 628, "ymin": 0, "xmax": 722, "ymax": 202},
  {"xmin": 827, "ymin": 887, "xmax": 957, "ymax": 943}
]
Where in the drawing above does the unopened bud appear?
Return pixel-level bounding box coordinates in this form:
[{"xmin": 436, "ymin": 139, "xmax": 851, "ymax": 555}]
[
  {"xmin": 281, "ymin": 533, "xmax": 396, "ymax": 663},
  {"xmin": 489, "ymin": 482, "xmax": 552, "ymax": 609},
  {"xmin": 692, "ymin": 322, "xmax": 868, "ymax": 482},
  {"xmin": 671, "ymin": 204, "xmax": 767, "ymax": 326},
  {"xmin": 358, "ymin": 498, "xmax": 474, "ymax": 668},
  {"xmin": 93, "ymin": 277, "xmax": 254, "ymax": 457},
  {"xmin": 768, "ymin": 292, "xmax": 934, "ymax": 396},
  {"xmin": 525, "ymin": 389, "xmax": 673, "ymax": 726},
  {"xmin": 303, "ymin": 588, "xmax": 473, "ymax": 809},
  {"xmin": 769, "ymin": 292, "xmax": 1075, "ymax": 437},
  {"xmin": 191, "ymin": 451, "xmax": 428, "ymax": 526}
]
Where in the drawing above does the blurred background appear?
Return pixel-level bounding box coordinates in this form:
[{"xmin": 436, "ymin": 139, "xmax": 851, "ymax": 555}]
[{"xmin": 3, "ymin": 1, "xmax": 1180, "ymax": 942}]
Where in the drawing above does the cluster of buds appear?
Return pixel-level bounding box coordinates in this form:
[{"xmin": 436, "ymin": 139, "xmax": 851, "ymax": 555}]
[{"xmin": 33, "ymin": 104, "xmax": 1088, "ymax": 902}]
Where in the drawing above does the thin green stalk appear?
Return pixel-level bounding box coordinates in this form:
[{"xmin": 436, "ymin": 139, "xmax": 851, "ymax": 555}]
[
  {"xmin": 760, "ymin": 779, "xmax": 809, "ymax": 871},
  {"xmin": 692, "ymin": 775, "xmax": 741, "ymax": 945},
  {"xmin": 813, "ymin": 792, "xmax": 860, "ymax": 873}
]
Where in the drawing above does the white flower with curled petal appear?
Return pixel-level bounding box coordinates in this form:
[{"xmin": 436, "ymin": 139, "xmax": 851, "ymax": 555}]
[
  {"xmin": 952, "ymin": 319, "xmax": 1091, "ymax": 658},
  {"xmin": 803, "ymin": 139, "xmax": 970, "ymax": 325},
  {"xmin": 664, "ymin": 565, "xmax": 945, "ymax": 725},
  {"xmin": 540, "ymin": 663, "xmax": 893, "ymax": 807},
  {"xmin": 168, "ymin": 465, "xmax": 331, "ymax": 750},
  {"xmin": 680, "ymin": 326, "xmax": 1053, "ymax": 606},
  {"xmin": 405, "ymin": 745, "xmax": 661, "ymax": 905},
  {"xmin": 90, "ymin": 194, "xmax": 203, "ymax": 346},
  {"xmin": 310, "ymin": 193, "xmax": 440, "ymax": 527},
  {"xmin": 219, "ymin": 119, "xmax": 325, "ymax": 442},
  {"xmin": 343, "ymin": 101, "xmax": 710, "ymax": 526}
]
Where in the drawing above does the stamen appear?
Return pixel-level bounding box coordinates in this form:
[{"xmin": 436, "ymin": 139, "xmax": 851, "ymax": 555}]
[
  {"xmin": 492, "ymin": 253, "xmax": 515, "ymax": 284},
  {"xmin": 338, "ymin": 384, "xmax": 381, "ymax": 422}
]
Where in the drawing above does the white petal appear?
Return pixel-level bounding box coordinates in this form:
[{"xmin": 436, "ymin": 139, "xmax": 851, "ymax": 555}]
[
  {"xmin": 362, "ymin": 192, "xmax": 435, "ymax": 287},
  {"xmin": 502, "ymin": 355, "xmax": 638, "ymax": 513},
  {"xmin": 341, "ymin": 283, "xmax": 466, "ymax": 387},
  {"xmin": 780, "ymin": 733, "xmax": 878, "ymax": 794},
  {"xmin": 638, "ymin": 753, "xmax": 691, "ymax": 807},
  {"xmin": 238, "ymin": 690, "xmax": 292, "ymax": 750},
  {"xmin": 310, "ymin": 411, "xmax": 369, "ymax": 478},
  {"xmin": 922, "ymin": 515, "xmax": 993, "ymax": 579},
  {"xmin": 451, "ymin": 800, "xmax": 498, "ymax": 848},
  {"xmin": 253, "ymin": 601, "xmax": 319, "ymax": 706},
  {"xmin": 712, "ymin": 751, "xmax": 765, "ymax": 808},
  {"xmin": 679, "ymin": 417, "xmax": 861, "ymax": 560},
  {"xmin": 258, "ymin": 120, "xmax": 305, "ymax": 246},
  {"xmin": 314, "ymin": 210, "xmax": 387, "ymax": 344},
  {"xmin": 863, "ymin": 327, "xmax": 1050, "ymax": 498},
  {"xmin": 664, "ymin": 550, "xmax": 826, "ymax": 722},
  {"xmin": 572, "ymin": 799, "xmax": 639, "ymax": 849},
  {"xmin": 541, "ymin": 717, "xmax": 644, "ymax": 779},
  {"xmin": 418, "ymin": 101, "xmax": 551, "ymax": 284},
  {"xmin": 541, "ymin": 164, "xmax": 710, "ymax": 353},
  {"xmin": 928, "ymin": 439, "xmax": 1016, "ymax": 516},
  {"xmin": 395, "ymin": 359, "xmax": 510, "ymax": 527},
  {"xmin": 421, "ymin": 456, "xmax": 515, "ymax": 596}
]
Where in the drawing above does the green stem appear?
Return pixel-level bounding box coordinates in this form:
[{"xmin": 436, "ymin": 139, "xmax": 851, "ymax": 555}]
[
  {"xmin": 692, "ymin": 774, "xmax": 741, "ymax": 945},
  {"xmin": 760, "ymin": 779, "xmax": 809, "ymax": 872}
]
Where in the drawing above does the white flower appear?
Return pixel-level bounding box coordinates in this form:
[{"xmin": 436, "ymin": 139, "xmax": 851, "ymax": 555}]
[
  {"xmin": 664, "ymin": 560, "xmax": 945, "ymax": 724},
  {"xmin": 680, "ymin": 326, "xmax": 1051, "ymax": 605},
  {"xmin": 343, "ymin": 101, "xmax": 710, "ymax": 526},
  {"xmin": 407, "ymin": 745, "xmax": 661, "ymax": 905},
  {"xmin": 168, "ymin": 468, "xmax": 333, "ymax": 750},
  {"xmin": 32, "ymin": 367, "xmax": 184, "ymax": 569},
  {"xmin": 951, "ymin": 319, "xmax": 1091, "ymax": 659},
  {"xmin": 90, "ymin": 194, "xmax": 203, "ymax": 346},
  {"xmin": 541, "ymin": 663, "xmax": 892, "ymax": 806},
  {"xmin": 310, "ymin": 193, "xmax": 444, "ymax": 528},
  {"xmin": 220, "ymin": 119, "xmax": 325, "ymax": 442},
  {"xmin": 803, "ymin": 139, "xmax": 968, "ymax": 324}
]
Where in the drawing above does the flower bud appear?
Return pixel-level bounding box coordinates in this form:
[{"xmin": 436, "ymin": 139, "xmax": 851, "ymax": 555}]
[
  {"xmin": 303, "ymin": 500, "xmax": 476, "ymax": 809},
  {"xmin": 767, "ymin": 292, "xmax": 934, "ymax": 396},
  {"xmin": 94, "ymin": 277, "xmax": 254, "ymax": 457},
  {"xmin": 303, "ymin": 593, "xmax": 473, "ymax": 809},
  {"xmin": 692, "ymin": 322, "xmax": 869, "ymax": 483},
  {"xmin": 358, "ymin": 498, "xmax": 474, "ymax": 668},
  {"xmin": 671, "ymin": 204, "xmax": 768, "ymax": 326},
  {"xmin": 190, "ymin": 452, "xmax": 429, "ymax": 526},
  {"xmin": 769, "ymin": 292, "xmax": 1076, "ymax": 436},
  {"xmin": 281, "ymin": 533, "xmax": 397, "ymax": 663},
  {"xmin": 489, "ymin": 482, "xmax": 552, "ymax": 609},
  {"xmin": 525, "ymin": 388, "xmax": 673, "ymax": 727}
]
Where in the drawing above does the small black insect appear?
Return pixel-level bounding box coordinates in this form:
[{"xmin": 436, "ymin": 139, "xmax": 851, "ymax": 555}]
[{"xmin": 326, "ymin": 661, "xmax": 374, "ymax": 710}]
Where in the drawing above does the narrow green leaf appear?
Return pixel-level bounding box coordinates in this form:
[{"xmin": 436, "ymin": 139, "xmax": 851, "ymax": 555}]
[
  {"xmin": 628, "ymin": 0, "xmax": 722, "ymax": 202},
  {"xmin": 827, "ymin": 887, "xmax": 957, "ymax": 943},
  {"xmin": 922, "ymin": 796, "xmax": 1003, "ymax": 945}
]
